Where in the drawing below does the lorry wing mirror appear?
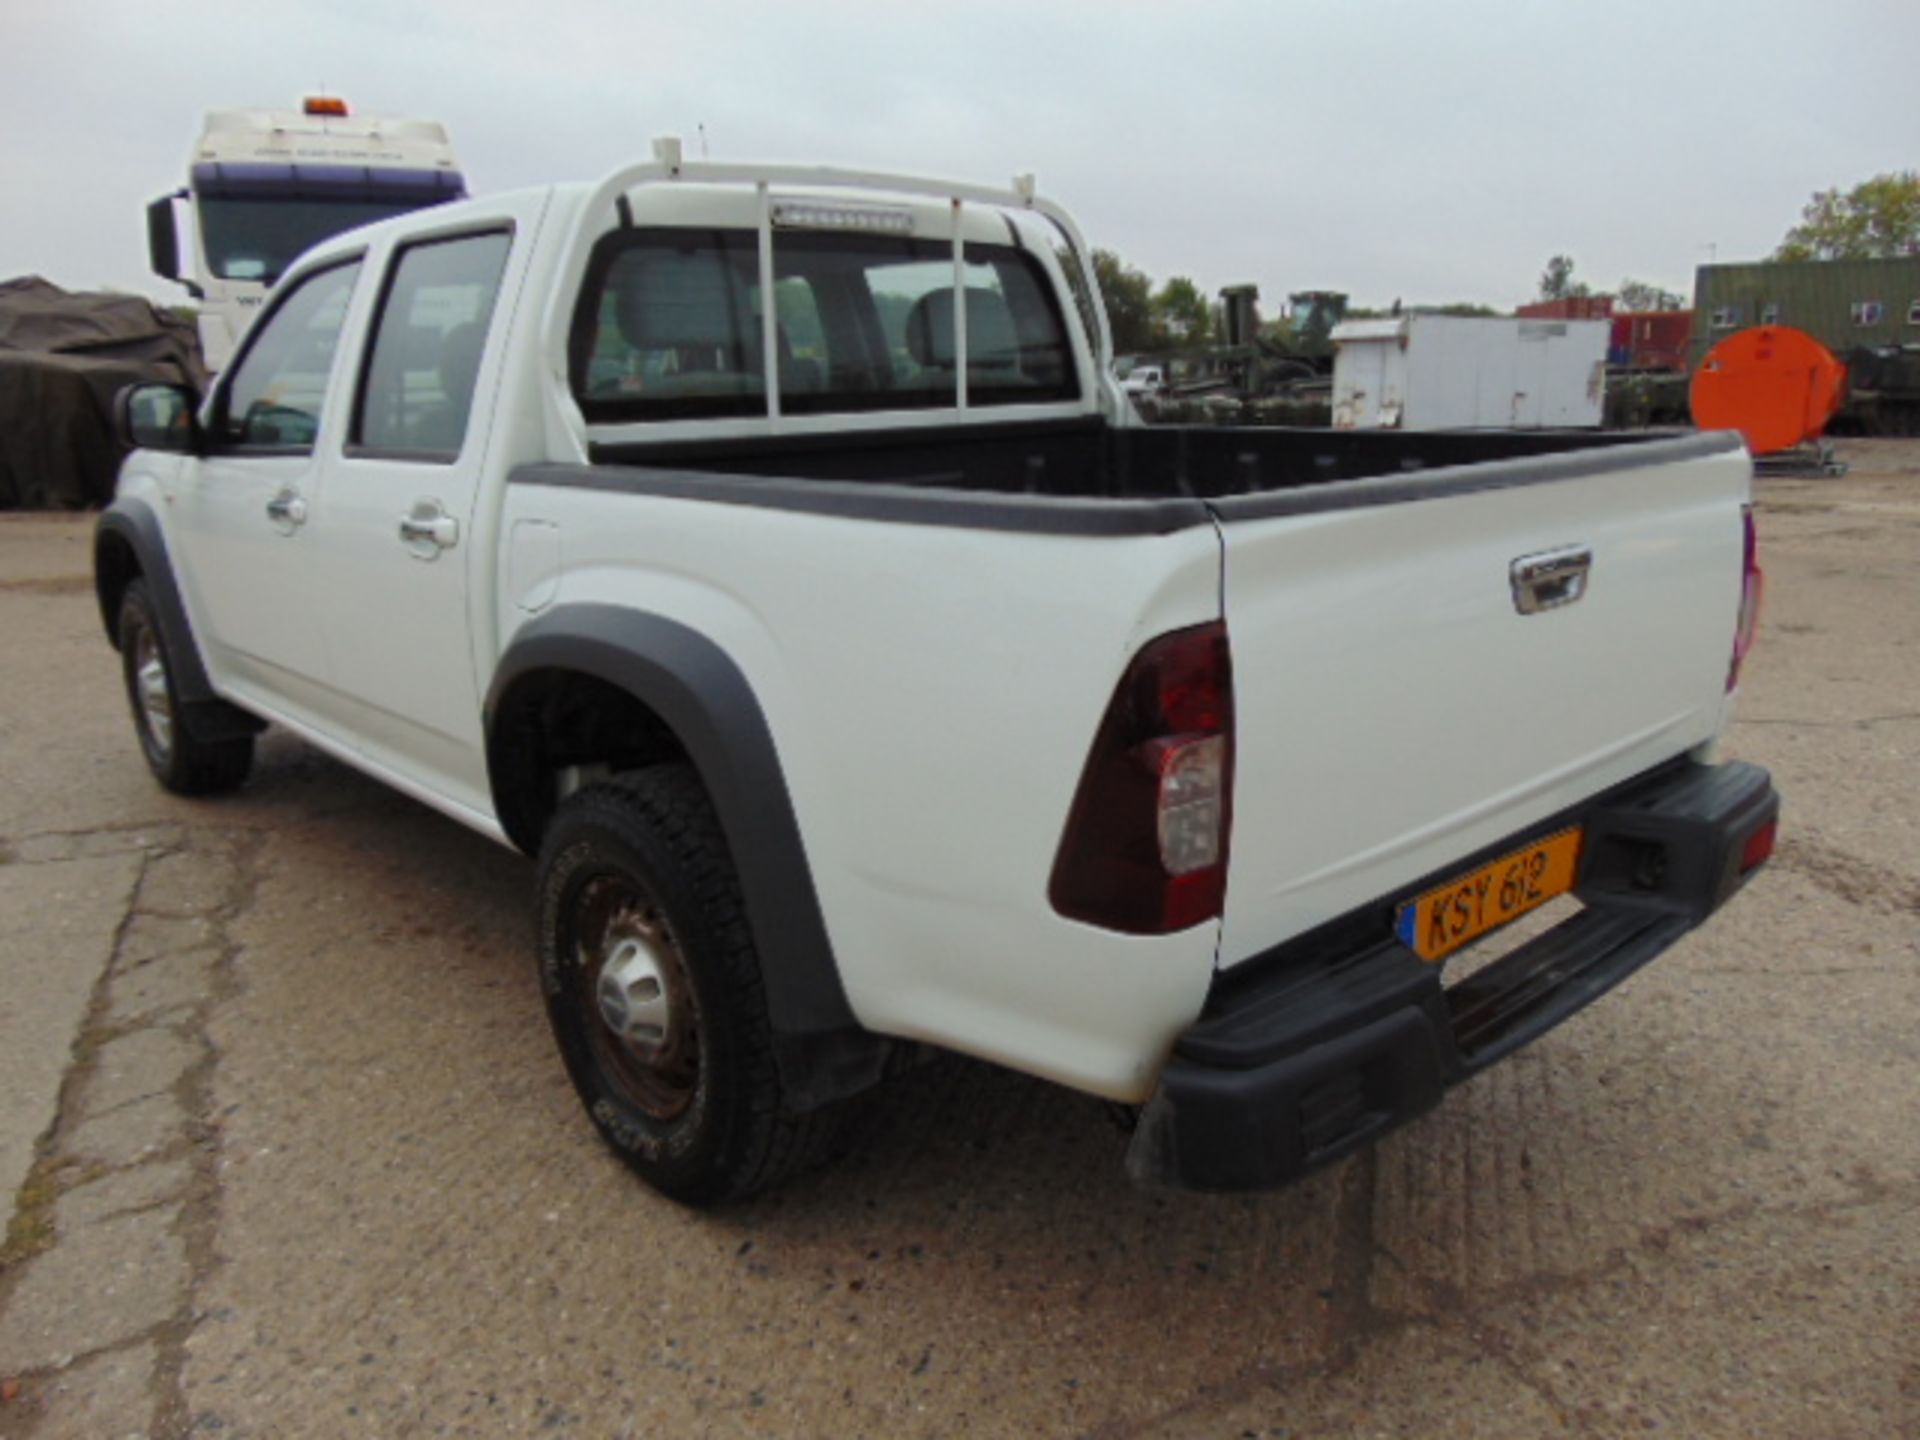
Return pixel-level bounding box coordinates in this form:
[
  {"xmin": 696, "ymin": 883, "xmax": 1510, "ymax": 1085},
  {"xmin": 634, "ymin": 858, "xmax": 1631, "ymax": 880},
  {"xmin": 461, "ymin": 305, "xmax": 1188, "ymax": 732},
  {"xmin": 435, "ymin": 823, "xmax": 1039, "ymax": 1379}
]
[
  {"xmin": 115, "ymin": 383, "xmax": 204, "ymax": 455},
  {"xmin": 147, "ymin": 194, "xmax": 182, "ymax": 283}
]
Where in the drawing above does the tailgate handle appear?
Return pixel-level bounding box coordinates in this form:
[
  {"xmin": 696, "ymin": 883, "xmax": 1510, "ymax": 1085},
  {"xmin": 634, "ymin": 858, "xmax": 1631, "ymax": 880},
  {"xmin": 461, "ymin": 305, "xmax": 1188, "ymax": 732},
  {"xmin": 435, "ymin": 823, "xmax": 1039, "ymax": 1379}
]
[{"xmin": 1511, "ymin": 546, "xmax": 1591, "ymax": 614}]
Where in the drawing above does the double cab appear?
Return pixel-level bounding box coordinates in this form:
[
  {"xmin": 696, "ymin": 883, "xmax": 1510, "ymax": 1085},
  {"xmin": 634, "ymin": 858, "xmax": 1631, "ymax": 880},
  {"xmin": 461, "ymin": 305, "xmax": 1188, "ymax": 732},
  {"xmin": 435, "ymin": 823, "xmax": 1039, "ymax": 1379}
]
[{"xmin": 98, "ymin": 140, "xmax": 1778, "ymax": 1203}]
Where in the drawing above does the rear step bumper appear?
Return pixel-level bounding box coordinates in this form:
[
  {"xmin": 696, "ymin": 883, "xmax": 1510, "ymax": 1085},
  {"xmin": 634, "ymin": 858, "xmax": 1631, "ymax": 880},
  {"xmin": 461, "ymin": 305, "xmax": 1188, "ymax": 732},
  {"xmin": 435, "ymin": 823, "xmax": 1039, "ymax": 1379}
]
[{"xmin": 1127, "ymin": 760, "xmax": 1779, "ymax": 1191}]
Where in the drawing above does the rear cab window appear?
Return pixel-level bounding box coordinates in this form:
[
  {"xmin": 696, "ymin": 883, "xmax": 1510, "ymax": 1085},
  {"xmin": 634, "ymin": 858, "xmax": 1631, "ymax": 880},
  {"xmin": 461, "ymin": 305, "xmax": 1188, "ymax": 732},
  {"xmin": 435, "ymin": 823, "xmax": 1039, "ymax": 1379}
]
[{"xmin": 571, "ymin": 227, "xmax": 1079, "ymax": 423}]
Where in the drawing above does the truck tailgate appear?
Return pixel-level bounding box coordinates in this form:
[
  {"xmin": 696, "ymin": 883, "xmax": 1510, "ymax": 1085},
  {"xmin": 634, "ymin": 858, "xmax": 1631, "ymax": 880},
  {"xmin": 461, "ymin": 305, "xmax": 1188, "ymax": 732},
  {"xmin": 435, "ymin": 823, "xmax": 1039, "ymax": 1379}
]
[{"xmin": 1211, "ymin": 434, "xmax": 1751, "ymax": 968}]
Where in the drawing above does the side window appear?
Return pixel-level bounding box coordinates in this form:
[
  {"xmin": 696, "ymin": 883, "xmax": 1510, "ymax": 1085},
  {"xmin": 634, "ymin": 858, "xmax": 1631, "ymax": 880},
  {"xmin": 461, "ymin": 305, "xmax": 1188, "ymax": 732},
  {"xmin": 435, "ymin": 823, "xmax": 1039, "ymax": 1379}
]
[
  {"xmin": 353, "ymin": 231, "xmax": 513, "ymax": 459},
  {"xmin": 216, "ymin": 261, "xmax": 362, "ymax": 450}
]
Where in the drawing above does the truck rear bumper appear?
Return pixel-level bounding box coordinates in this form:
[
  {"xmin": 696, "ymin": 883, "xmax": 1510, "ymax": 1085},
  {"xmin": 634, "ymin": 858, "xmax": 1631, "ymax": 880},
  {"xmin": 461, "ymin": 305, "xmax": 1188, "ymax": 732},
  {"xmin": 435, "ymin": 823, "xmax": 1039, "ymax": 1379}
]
[{"xmin": 1127, "ymin": 760, "xmax": 1779, "ymax": 1191}]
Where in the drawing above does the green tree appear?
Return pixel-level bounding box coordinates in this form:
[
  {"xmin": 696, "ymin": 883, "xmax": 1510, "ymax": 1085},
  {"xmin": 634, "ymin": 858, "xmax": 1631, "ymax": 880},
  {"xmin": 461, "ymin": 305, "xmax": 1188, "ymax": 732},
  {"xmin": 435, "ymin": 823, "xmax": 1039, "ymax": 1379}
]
[
  {"xmin": 1538, "ymin": 255, "xmax": 1591, "ymax": 301},
  {"xmin": 1775, "ymin": 171, "xmax": 1920, "ymax": 260},
  {"xmin": 1091, "ymin": 249, "xmax": 1157, "ymax": 354},
  {"xmin": 1152, "ymin": 276, "xmax": 1212, "ymax": 348},
  {"xmin": 1616, "ymin": 278, "xmax": 1685, "ymax": 312}
]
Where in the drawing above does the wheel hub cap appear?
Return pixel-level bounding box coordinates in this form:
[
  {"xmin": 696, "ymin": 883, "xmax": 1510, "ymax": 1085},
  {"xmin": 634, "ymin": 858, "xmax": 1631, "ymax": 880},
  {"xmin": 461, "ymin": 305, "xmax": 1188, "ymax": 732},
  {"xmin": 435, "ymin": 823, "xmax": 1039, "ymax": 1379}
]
[
  {"xmin": 595, "ymin": 931, "xmax": 674, "ymax": 1062},
  {"xmin": 573, "ymin": 878, "xmax": 699, "ymax": 1121},
  {"xmin": 134, "ymin": 629, "xmax": 172, "ymax": 753}
]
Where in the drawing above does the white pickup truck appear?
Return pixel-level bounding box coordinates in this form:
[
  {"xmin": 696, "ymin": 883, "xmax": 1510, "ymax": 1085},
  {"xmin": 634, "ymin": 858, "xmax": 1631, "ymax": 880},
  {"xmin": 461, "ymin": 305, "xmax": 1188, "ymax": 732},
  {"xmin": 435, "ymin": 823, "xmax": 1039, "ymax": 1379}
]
[{"xmin": 97, "ymin": 142, "xmax": 1779, "ymax": 1205}]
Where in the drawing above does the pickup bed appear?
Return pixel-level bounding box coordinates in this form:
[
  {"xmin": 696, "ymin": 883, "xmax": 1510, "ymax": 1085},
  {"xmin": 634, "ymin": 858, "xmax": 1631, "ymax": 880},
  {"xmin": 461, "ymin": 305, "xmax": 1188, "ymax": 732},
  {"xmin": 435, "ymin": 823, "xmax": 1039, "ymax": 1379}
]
[{"xmin": 96, "ymin": 143, "xmax": 1779, "ymax": 1203}]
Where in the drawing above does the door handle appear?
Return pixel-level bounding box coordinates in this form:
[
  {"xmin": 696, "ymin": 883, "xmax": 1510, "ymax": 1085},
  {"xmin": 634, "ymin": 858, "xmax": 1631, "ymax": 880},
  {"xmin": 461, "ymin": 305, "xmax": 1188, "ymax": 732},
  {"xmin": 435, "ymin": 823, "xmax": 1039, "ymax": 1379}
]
[
  {"xmin": 398, "ymin": 501, "xmax": 459, "ymax": 557},
  {"xmin": 265, "ymin": 490, "xmax": 307, "ymax": 530},
  {"xmin": 1510, "ymin": 546, "xmax": 1592, "ymax": 614}
]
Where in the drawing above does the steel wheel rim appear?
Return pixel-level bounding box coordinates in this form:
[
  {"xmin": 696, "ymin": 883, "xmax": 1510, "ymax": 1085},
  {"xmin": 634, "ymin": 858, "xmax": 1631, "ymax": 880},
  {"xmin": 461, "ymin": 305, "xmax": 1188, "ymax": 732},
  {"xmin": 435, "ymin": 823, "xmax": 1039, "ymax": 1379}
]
[
  {"xmin": 573, "ymin": 874, "xmax": 700, "ymax": 1121},
  {"xmin": 133, "ymin": 623, "xmax": 173, "ymax": 756}
]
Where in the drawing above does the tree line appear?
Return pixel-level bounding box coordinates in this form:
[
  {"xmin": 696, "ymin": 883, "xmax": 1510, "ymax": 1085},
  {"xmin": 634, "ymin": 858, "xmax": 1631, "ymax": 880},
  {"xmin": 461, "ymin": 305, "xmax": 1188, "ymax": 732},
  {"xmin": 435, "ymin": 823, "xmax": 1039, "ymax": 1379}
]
[{"xmin": 1094, "ymin": 170, "xmax": 1919, "ymax": 355}]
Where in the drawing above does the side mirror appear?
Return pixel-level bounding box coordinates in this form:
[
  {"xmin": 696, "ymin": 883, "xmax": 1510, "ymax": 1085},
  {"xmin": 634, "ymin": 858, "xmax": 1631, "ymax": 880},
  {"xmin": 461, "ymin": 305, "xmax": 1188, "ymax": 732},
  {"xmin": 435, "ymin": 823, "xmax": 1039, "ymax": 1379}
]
[
  {"xmin": 115, "ymin": 383, "xmax": 203, "ymax": 454},
  {"xmin": 147, "ymin": 194, "xmax": 182, "ymax": 282}
]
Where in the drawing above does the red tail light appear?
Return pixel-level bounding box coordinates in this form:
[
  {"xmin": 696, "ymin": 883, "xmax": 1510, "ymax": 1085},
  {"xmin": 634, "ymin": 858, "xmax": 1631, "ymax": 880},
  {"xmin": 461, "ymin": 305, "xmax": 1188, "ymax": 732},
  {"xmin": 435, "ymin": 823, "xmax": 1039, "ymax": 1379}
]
[
  {"xmin": 1739, "ymin": 817, "xmax": 1777, "ymax": 873},
  {"xmin": 1728, "ymin": 503, "xmax": 1762, "ymax": 692},
  {"xmin": 1049, "ymin": 622, "xmax": 1234, "ymax": 934}
]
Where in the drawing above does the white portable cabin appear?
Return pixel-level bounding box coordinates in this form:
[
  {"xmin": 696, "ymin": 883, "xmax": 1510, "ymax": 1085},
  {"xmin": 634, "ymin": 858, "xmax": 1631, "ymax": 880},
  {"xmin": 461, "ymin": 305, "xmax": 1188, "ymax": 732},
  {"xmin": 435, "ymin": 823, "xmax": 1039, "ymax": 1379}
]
[{"xmin": 1330, "ymin": 315, "xmax": 1609, "ymax": 429}]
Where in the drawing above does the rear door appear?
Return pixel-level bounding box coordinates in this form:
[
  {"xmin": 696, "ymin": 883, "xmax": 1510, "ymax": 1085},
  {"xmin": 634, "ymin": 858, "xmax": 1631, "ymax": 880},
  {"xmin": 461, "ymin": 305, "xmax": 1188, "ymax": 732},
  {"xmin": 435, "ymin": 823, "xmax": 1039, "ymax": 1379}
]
[
  {"xmin": 1210, "ymin": 438, "xmax": 1750, "ymax": 967},
  {"xmin": 1333, "ymin": 338, "xmax": 1391, "ymax": 428},
  {"xmin": 1510, "ymin": 325, "xmax": 1549, "ymax": 427},
  {"xmin": 308, "ymin": 195, "xmax": 544, "ymax": 814}
]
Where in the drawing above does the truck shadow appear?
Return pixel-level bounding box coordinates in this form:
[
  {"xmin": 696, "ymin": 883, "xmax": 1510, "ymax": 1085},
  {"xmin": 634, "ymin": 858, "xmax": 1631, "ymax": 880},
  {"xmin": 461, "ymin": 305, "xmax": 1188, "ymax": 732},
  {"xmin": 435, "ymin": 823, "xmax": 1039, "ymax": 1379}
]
[{"xmin": 226, "ymin": 734, "xmax": 1769, "ymax": 1414}]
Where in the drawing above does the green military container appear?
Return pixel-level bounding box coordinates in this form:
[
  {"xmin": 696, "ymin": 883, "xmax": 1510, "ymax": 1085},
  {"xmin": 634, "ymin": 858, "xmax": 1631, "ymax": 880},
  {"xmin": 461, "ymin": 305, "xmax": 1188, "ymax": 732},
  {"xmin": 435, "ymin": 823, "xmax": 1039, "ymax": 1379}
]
[{"xmin": 1690, "ymin": 255, "xmax": 1920, "ymax": 367}]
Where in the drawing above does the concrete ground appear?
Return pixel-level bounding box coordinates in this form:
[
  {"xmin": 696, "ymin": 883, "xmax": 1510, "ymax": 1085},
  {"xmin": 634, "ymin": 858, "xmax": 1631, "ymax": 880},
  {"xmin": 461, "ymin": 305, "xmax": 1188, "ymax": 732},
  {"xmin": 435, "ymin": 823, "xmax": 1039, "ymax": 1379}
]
[{"xmin": 0, "ymin": 443, "xmax": 1915, "ymax": 1439}]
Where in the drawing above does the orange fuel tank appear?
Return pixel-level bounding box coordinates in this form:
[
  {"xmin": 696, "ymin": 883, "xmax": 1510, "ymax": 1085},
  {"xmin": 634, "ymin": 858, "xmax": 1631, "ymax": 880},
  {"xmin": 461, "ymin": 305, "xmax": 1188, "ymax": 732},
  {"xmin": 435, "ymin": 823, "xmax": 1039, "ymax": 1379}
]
[{"xmin": 1689, "ymin": 326, "xmax": 1847, "ymax": 456}]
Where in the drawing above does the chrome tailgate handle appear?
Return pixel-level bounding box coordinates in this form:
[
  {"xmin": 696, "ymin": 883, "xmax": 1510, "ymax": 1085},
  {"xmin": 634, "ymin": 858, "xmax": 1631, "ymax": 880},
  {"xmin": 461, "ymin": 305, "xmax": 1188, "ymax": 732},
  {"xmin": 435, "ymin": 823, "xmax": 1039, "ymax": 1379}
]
[{"xmin": 1511, "ymin": 546, "xmax": 1592, "ymax": 614}]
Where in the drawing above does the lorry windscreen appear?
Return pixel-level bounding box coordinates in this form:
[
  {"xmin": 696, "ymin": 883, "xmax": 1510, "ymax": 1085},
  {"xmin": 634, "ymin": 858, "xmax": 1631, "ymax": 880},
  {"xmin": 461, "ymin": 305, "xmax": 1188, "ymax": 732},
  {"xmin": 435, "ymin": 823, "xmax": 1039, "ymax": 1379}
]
[{"xmin": 198, "ymin": 196, "xmax": 423, "ymax": 283}]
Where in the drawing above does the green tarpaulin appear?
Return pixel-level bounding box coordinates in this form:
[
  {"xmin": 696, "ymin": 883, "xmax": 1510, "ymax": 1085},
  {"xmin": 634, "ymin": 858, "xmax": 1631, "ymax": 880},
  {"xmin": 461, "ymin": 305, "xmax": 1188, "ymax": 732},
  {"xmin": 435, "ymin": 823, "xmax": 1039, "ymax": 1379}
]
[{"xmin": 0, "ymin": 277, "xmax": 205, "ymax": 510}]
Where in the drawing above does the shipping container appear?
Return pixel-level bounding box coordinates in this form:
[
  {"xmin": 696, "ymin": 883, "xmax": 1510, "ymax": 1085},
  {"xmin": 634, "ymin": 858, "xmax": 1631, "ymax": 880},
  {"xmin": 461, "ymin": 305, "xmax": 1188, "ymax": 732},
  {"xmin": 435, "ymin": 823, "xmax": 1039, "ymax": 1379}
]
[
  {"xmin": 1615, "ymin": 310, "xmax": 1693, "ymax": 372},
  {"xmin": 1608, "ymin": 316, "xmax": 1632, "ymax": 367},
  {"xmin": 1518, "ymin": 295, "xmax": 1614, "ymax": 321},
  {"xmin": 1330, "ymin": 315, "xmax": 1609, "ymax": 430}
]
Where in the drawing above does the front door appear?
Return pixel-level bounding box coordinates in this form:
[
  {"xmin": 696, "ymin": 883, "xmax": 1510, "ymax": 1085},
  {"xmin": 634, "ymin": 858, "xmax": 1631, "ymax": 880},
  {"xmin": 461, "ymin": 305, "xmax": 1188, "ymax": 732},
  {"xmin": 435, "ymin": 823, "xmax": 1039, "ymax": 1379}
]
[
  {"xmin": 170, "ymin": 258, "xmax": 364, "ymax": 726},
  {"xmin": 309, "ymin": 201, "xmax": 542, "ymax": 815}
]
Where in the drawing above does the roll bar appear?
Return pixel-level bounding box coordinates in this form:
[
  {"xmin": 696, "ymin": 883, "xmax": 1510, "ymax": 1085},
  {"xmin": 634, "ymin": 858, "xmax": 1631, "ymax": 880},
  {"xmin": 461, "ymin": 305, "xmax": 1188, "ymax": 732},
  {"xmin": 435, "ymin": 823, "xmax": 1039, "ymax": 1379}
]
[{"xmin": 549, "ymin": 137, "xmax": 1115, "ymax": 429}]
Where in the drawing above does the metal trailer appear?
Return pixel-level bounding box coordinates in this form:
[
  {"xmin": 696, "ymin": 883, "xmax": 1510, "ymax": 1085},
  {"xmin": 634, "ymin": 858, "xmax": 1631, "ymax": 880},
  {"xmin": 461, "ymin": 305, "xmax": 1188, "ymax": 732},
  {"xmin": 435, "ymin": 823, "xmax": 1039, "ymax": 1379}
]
[{"xmin": 1331, "ymin": 314, "xmax": 1609, "ymax": 430}]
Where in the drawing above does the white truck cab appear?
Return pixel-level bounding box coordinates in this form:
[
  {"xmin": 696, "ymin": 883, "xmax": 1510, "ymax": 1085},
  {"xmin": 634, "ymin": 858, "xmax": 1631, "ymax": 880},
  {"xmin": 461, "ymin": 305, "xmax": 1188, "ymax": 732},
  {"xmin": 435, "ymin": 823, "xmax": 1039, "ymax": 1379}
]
[
  {"xmin": 146, "ymin": 97, "xmax": 465, "ymax": 370},
  {"xmin": 99, "ymin": 143, "xmax": 1778, "ymax": 1207}
]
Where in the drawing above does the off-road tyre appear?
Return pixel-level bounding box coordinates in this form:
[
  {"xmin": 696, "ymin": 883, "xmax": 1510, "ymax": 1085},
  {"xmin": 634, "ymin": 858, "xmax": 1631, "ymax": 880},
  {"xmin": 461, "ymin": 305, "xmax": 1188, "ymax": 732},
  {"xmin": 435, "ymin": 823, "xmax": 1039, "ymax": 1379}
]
[
  {"xmin": 117, "ymin": 579, "xmax": 254, "ymax": 795},
  {"xmin": 536, "ymin": 766, "xmax": 835, "ymax": 1205}
]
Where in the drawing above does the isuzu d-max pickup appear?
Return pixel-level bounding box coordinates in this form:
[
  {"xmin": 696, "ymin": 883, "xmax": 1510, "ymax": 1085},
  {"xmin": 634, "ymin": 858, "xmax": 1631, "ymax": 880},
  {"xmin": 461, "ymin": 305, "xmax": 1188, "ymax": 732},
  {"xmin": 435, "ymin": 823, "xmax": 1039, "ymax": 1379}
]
[{"xmin": 96, "ymin": 141, "xmax": 1778, "ymax": 1204}]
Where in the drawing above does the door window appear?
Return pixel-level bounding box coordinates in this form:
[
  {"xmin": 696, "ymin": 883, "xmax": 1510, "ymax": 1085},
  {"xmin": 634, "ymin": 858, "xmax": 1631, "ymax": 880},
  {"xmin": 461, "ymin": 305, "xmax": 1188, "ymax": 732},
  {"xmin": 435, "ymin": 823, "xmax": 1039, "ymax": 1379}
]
[
  {"xmin": 214, "ymin": 261, "xmax": 362, "ymax": 451},
  {"xmin": 353, "ymin": 231, "xmax": 513, "ymax": 459}
]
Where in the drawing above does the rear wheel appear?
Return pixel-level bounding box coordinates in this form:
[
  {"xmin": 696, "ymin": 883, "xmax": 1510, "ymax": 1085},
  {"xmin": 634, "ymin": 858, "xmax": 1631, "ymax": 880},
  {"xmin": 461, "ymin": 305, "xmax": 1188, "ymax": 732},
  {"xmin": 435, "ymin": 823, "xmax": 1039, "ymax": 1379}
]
[
  {"xmin": 117, "ymin": 580, "xmax": 253, "ymax": 795},
  {"xmin": 536, "ymin": 766, "xmax": 832, "ymax": 1205}
]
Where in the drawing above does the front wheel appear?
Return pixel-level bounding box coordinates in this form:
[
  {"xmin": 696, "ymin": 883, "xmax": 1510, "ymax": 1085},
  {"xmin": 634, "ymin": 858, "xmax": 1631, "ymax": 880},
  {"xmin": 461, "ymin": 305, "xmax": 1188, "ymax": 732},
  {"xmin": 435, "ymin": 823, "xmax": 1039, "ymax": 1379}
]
[
  {"xmin": 117, "ymin": 579, "xmax": 253, "ymax": 795},
  {"xmin": 536, "ymin": 767, "xmax": 832, "ymax": 1205}
]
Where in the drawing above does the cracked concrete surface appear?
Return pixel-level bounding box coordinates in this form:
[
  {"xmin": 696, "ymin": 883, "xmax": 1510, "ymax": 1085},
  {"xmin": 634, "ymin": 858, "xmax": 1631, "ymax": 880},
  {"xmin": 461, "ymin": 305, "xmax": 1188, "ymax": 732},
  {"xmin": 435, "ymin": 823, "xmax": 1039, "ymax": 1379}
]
[{"xmin": 1, "ymin": 445, "xmax": 1917, "ymax": 1437}]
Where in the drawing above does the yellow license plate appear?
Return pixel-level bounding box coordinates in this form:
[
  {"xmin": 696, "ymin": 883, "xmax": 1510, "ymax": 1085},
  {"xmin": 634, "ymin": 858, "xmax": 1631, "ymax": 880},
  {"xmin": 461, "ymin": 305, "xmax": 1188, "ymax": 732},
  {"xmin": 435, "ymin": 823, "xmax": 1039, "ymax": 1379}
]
[{"xmin": 1395, "ymin": 827, "xmax": 1584, "ymax": 963}]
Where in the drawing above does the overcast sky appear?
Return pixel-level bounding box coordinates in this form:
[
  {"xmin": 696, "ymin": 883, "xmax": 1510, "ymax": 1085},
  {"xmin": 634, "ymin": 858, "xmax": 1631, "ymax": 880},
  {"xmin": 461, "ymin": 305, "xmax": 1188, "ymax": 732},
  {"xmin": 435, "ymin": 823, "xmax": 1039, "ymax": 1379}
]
[{"xmin": 6, "ymin": 0, "xmax": 1916, "ymax": 314}]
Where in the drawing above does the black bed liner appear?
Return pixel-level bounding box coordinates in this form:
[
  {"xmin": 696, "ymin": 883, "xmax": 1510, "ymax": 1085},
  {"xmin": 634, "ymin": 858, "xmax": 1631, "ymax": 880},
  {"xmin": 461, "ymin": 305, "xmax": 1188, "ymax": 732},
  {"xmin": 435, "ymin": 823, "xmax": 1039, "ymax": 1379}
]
[{"xmin": 512, "ymin": 419, "xmax": 1742, "ymax": 537}]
